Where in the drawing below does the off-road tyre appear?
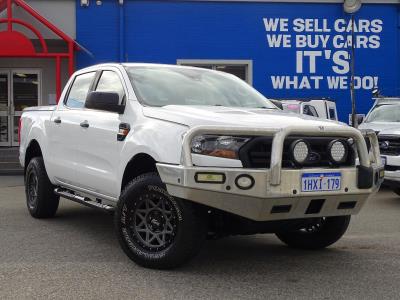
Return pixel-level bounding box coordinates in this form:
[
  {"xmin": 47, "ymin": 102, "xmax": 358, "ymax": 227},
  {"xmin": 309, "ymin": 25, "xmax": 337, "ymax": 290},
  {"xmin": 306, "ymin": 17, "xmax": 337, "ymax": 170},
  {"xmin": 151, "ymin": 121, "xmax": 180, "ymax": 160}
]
[
  {"xmin": 276, "ymin": 216, "xmax": 351, "ymax": 250},
  {"xmin": 25, "ymin": 157, "xmax": 59, "ymax": 218},
  {"xmin": 115, "ymin": 172, "xmax": 207, "ymax": 269}
]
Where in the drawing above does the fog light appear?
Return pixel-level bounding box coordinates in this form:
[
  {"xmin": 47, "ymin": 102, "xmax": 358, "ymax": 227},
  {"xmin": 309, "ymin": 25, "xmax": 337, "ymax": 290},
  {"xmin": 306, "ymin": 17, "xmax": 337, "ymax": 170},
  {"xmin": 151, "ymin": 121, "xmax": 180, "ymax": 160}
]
[
  {"xmin": 195, "ymin": 173, "xmax": 225, "ymax": 184},
  {"xmin": 291, "ymin": 140, "xmax": 310, "ymax": 164},
  {"xmin": 379, "ymin": 169, "xmax": 385, "ymax": 178},
  {"xmin": 329, "ymin": 140, "xmax": 348, "ymax": 163},
  {"xmin": 235, "ymin": 174, "xmax": 255, "ymax": 190}
]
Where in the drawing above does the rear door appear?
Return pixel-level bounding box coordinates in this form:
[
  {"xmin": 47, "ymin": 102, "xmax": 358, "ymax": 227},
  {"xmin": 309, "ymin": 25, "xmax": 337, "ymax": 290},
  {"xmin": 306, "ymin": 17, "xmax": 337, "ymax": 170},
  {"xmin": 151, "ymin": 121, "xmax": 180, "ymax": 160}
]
[
  {"xmin": 47, "ymin": 71, "xmax": 97, "ymax": 186},
  {"xmin": 72, "ymin": 68, "xmax": 127, "ymax": 198}
]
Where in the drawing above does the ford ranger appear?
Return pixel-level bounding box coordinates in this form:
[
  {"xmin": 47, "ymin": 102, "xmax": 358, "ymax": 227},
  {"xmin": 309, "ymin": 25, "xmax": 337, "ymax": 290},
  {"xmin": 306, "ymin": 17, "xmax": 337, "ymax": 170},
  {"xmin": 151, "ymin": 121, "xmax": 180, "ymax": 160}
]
[{"xmin": 19, "ymin": 63, "xmax": 383, "ymax": 269}]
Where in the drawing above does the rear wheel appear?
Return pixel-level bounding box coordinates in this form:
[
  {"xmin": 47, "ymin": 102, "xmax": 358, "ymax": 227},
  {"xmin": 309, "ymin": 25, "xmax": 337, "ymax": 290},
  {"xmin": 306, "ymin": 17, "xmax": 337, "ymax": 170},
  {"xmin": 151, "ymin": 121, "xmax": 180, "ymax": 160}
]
[
  {"xmin": 25, "ymin": 157, "xmax": 59, "ymax": 218},
  {"xmin": 115, "ymin": 172, "xmax": 207, "ymax": 269},
  {"xmin": 276, "ymin": 216, "xmax": 350, "ymax": 250}
]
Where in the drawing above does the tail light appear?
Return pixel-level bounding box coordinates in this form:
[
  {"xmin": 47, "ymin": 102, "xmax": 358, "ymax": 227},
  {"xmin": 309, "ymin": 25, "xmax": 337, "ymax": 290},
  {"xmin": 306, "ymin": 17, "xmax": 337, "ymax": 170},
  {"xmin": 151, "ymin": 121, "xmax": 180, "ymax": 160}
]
[{"xmin": 18, "ymin": 117, "xmax": 22, "ymax": 144}]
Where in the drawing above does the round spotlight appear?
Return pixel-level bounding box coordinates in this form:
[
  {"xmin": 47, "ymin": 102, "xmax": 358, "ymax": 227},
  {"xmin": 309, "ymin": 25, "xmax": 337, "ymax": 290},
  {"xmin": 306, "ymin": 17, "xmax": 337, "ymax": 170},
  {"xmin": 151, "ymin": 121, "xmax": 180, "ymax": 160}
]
[
  {"xmin": 235, "ymin": 174, "xmax": 255, "ymax": 190},
  {"xmin": 329, "ymin": 140, "xmax": 348, "ymax": 163},
  {"xmin": 291, "ymin": 140, "xmax": 310, "ymax": 164}
]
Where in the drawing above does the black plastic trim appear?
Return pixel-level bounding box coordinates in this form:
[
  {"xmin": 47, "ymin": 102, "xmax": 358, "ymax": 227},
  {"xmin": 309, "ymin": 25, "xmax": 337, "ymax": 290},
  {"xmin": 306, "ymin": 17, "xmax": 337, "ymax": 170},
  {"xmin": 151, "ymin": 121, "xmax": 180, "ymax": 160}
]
[
  {"xmin": 357, "ymin": 165, "xmax": 374, "ymax": 189},
  {"xmin": 271, "ymin": 205, "xmax": 292, "ymax": 214}
]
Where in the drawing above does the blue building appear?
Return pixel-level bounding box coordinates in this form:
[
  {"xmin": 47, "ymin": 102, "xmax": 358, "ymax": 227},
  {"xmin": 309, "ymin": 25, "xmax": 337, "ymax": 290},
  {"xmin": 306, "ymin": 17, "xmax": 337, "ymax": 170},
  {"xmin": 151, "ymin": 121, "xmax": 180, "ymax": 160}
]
[
  {"xmin": 76, "ymin": 0, "xmax": 400, "ymax": 122},
  {"xmin": 1, "ymin": 0, "xmax": 399, "ymax": 151}
]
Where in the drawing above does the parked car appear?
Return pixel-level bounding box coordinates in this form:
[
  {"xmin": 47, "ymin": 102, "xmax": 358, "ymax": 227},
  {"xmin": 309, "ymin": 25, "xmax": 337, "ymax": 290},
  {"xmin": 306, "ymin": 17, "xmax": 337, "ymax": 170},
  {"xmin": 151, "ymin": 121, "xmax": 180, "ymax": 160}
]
[
  {"xmin": 272, "ymin": 99, "xmax": 338, "ymax": 121},
  {"xmin": 19, "ymin": 63, "xmax": 383, "ymax": 269},
  {"xmin": 359, "ymin": 96, "xmax": 400, "ymax": 194}
]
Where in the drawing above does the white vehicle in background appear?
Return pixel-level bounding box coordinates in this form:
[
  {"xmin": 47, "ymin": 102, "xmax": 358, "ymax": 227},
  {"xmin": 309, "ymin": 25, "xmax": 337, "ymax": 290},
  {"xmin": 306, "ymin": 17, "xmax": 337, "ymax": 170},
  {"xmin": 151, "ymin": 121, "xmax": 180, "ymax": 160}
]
[
  {"xmin": 271, "ymin": 99, "xmax": 338, "ymax": 121},
  {"xmin": 359, "ymin": 96, "xmax": 400, "ymax": 195}
]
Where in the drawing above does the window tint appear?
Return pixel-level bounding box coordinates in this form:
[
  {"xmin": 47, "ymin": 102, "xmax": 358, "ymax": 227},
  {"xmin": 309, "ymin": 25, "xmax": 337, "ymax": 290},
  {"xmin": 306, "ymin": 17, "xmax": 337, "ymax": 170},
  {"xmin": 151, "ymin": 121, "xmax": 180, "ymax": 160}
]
[
  {"xmin": 95, "ymin": 71, "xmax": 125, "ymax": 103},
  {"xmin": 303, "ymin": 105, "xmax": 319, "ymax": 117},
  {"xmin": 329, "ymin": 108, "xmax": 337, "ymax": 120},
  {"xmin": 65, "ymin": 72, "xmax": 95, "ymax": 108}
]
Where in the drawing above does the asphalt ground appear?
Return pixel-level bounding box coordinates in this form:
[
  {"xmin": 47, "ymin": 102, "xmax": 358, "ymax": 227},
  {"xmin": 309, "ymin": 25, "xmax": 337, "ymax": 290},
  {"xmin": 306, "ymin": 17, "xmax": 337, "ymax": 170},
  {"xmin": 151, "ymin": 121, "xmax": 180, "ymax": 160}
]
[{"xmin": 0, "ymin": 175, "xmax": 399, "ymax": 299}]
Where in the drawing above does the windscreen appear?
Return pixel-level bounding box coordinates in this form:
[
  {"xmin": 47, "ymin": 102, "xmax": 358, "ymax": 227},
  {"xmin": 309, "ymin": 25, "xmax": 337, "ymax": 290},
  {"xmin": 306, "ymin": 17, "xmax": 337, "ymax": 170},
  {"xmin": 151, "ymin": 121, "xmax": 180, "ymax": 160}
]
[
  {"xmin": 125, "ymin": 66, "xmax": 277, "ymax": 109},
  {"xmin": 365, "ymin": 104, "xmax": 400, "ymax": 122}
]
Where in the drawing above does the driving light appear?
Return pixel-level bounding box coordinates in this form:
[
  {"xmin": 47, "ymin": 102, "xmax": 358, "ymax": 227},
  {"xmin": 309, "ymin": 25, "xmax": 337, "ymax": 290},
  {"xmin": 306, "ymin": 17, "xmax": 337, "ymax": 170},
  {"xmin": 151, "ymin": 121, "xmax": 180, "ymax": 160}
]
[
  {"xmin": 195, "ymin": 173, "xmax": 225, "ymax": 184},
  {"xmin": 235, "ymin": 175, "xmax": 255, "ymax": 190},
  {"xmin": 329, "ymin": 140, "xmax": 348, "ymax": 163},
  {"xmin": 291, "ymin": 140, "xmax": 310, "ymax": 164},
  {"xmin": 191, "ymin": 135, "xmax": 250, "ymax": 159}
]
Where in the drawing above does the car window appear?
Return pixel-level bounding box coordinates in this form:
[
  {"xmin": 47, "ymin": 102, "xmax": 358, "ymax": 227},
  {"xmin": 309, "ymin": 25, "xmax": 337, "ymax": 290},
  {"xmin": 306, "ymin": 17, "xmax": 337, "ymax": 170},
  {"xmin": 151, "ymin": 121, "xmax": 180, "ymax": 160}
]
[
  {"xmin": 329, "ymin": 108, "xmax": 336, "ymax": 120},
  {"xmin": 95, "ymin": 71, "xmax": 125, "ymax": 104},
  {"xmin": 303, "ymin": 105, "xmax": 319, "ymax": 117},
  {"xmin": 365, "ymin": 104, "xmax": 400, "ymax": 122},
  {"xmin": 125, "ymin": 66, "xmax": 277, "ymax": 109},
  {"xmin": 65, "ymin": 72, "xmax": 96, "ymax": 108}
]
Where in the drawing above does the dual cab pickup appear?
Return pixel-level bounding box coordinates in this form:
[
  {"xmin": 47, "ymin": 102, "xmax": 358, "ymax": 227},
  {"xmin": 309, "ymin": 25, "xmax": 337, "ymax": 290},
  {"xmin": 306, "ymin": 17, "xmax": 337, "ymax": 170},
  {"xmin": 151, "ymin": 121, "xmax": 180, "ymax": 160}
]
[{"xmin": 20, "ymin": 63, "xmax": 383, "ymax": 269}]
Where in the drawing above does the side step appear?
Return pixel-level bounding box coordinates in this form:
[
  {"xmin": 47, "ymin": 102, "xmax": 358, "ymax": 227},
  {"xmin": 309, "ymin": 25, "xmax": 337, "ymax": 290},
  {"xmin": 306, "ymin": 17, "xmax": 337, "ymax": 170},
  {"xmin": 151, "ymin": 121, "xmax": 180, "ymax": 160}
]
[{"xmin": 54, "ymin": 188, "xmax": 115, "ymax": 213}]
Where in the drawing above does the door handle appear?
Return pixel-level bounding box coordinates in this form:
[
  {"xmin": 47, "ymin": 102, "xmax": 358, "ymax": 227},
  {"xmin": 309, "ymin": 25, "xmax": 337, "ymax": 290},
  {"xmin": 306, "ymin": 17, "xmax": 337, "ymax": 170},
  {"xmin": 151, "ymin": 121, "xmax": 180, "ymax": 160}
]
[
  {"xmin": 80, "ymin": 120, "xmax": 89, "ymax": 128},
  {"xmin": 54, "ymin": 117, "xmax": 61, "ymax": 124}
]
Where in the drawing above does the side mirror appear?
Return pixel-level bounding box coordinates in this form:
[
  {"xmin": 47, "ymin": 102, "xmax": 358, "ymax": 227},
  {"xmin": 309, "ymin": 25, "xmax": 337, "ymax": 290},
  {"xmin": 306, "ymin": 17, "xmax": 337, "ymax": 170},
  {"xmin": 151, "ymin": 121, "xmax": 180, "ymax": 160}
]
[{"xmin": 85, "ymin": 91, "xmax": 125, "ymax": 114}]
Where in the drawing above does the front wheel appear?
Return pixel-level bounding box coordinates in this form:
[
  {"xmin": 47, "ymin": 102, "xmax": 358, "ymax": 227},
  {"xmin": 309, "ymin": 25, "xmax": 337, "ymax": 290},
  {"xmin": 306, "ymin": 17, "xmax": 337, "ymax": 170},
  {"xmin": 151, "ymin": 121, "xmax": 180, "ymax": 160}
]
[
  {"xmin": 115, "ymin": 173, "xmax": 207, "ymax": 269},
  {"xmin": 276, "ymin": 216, "xmax": 351, "ymax": 250}
]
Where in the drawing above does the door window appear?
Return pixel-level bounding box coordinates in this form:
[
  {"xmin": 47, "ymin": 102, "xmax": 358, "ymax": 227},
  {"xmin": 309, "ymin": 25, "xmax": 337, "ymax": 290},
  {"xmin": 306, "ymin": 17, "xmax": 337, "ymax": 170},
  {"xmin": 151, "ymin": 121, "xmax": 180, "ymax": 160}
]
[
  {"xmin": 0, "ymin": 73, "xmax": 8, "ymax": 144},
  {"xmin": 0, "ymin": 116, "xmax": 7, "ymax": 143},
  {"xmin": 329, "ymin": 108, "xmax": 337, "ymax": 120},
  {"xmin": 95, "ymin": 71, "xmax": 125, "ymax": 103},
  {"xmin": 65, "ymin": 72, "xmax": 96, "ymax": 108},
  {"xmin": 13, "ymin": 73, "xmax": 39, "ymax": 111},
  {"xmin": 303, "ymin": 105, "xmax": 319, "ymax": 117},
  {"xmin": 0, "ymin": 74, "xmax": 8, "ymax": 111}
]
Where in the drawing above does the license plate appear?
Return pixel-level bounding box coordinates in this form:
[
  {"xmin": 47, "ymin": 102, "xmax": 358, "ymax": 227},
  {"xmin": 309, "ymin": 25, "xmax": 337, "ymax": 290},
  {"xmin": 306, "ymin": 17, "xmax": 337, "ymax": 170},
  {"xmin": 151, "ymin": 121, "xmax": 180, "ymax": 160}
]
[
  {"xmin": 381, "ymin": 156, "xmax": 387, "ymax": 166},
  {"xmin": 301, "ymin": 172, "xmax": 341, "ymax": 192}
]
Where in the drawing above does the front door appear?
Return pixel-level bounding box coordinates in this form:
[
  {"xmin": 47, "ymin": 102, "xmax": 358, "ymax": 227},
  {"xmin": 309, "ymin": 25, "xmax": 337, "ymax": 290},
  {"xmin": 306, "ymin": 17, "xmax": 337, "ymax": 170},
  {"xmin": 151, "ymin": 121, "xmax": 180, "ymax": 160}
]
[{"xmin": 0, "ymin": 69, "xmax": 41, "ymax": 147}]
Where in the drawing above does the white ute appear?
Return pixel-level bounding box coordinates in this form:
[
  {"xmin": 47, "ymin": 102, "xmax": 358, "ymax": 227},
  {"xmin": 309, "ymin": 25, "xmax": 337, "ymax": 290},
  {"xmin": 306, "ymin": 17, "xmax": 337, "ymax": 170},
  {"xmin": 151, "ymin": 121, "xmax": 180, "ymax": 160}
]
[
  {"xmin": 359, "ymin": 96, "xmax": 400, "ymax": 195},
  {"xmin": 19, "ymin": 63, "xmax": 384, "ymax": 269}
]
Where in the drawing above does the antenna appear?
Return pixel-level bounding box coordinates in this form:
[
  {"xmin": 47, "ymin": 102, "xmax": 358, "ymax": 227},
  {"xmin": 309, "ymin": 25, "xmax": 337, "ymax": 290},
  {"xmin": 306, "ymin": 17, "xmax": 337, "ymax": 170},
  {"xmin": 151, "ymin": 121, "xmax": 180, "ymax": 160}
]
[{"xmin": 343, "ymin": 0, "xmax": 362, "ymax": 128}]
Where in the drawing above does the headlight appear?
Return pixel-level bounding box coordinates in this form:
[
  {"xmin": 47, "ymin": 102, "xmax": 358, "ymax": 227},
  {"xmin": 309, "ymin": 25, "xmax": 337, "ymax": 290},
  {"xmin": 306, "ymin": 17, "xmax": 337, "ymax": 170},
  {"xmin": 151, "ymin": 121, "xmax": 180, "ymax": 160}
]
[
  {"xmin": 191, "ymin": 135, "xmax": 250, "ymax": 159},
  {"xmin": 291, "ymin": 140, "xmax": 310, "ymax": 164},
  {"xmin": 328, "ymin": 139, "xmax": 348, "ymax": 163}
]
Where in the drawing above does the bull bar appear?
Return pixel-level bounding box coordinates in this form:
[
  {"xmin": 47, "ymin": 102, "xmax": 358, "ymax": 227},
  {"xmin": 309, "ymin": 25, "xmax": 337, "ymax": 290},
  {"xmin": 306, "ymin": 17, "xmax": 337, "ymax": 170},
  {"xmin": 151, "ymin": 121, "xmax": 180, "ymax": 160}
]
[{"xmin": 156, "ymin": 126, "xmax": 384, "ymax": 221}]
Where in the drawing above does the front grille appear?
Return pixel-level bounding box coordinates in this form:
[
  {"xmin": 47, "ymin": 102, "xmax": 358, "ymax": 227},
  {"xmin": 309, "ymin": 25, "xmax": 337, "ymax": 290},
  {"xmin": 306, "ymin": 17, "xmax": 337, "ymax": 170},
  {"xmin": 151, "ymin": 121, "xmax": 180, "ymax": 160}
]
[
  {"xmin": 239, "ymin": 136, "xmax": 355, "ymax": 169},
  {"xmin": 378, "ymin": 135, "xmax": 400, "ymax": 156},
  {"xmin": 385, "ymin": 165, "xmax": 400, "ymax": 172}
]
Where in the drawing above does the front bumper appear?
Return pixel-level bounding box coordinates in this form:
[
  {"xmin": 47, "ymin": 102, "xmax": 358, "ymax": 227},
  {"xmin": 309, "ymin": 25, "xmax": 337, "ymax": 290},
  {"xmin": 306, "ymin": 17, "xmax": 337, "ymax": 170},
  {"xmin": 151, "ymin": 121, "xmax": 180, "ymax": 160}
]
[{"xmin": 157, "ymin": 126, "xmax": 383, "ymax": 222}]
